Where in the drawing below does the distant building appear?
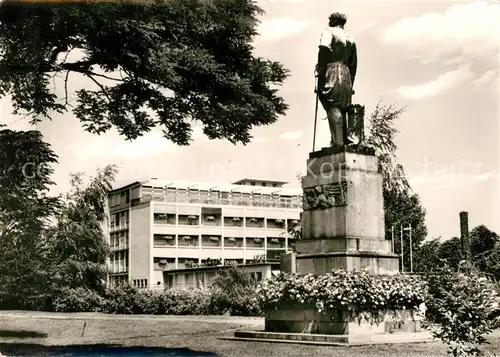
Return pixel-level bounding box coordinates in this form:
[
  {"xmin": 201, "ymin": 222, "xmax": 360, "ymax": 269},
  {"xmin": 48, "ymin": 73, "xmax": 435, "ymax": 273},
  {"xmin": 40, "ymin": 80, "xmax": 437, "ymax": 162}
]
[
  {"xmin": 106, "ymin": 178, "xmax": 302, "ymax": 288},
  {"xmin": 163, "ymin": 261, "xmax": 281, "ymax": 290}
]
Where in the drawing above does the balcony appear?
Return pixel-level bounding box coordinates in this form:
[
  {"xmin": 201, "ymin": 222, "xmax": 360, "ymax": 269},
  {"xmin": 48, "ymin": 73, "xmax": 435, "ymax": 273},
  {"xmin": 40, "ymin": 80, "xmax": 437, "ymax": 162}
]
[
  {"xmin": 267, "ymin": 237, "xmax": 286, "ymax": 249},
  {"xmin": 223, "ymin": 217, "xmax": 244, "ymax": 228},
  {"xmin": 201, "ymin": 214, "xmax": 221, "ymax": 227},
  {"xmin": 153, "ymin": 258, "xmax": 175, "ymax": 271},
  {"xmin": 246, "ymin": 217, "xmax": 265, "ymax": 229},
  {"xmin": 153, "ymin": 234, "xmax": 175, "ymax": 247},
  {"xmin": 201, "ymin": 235, "xmax": 222, "ymax": 248},
  {"xmin": 178, "ymin": 215, "xmax": 199, "ymax": 227},
  {"xmin": 224, "ymin": 237, "xmax": 244, "ymax": 248},
  {"xmin": 266, "ymin": 218, "xmax": 285, "ymax": 230},
  {"xmin": 177, "ymin": 235, "xmax": 199, "ymax": 247},
  {"xmin": 154, "ymin": 213, "xmax": 176, "ymax": 225},
  {"xmin": 246, "ymin": 237, "xmax": 265, "ymax": 249}
]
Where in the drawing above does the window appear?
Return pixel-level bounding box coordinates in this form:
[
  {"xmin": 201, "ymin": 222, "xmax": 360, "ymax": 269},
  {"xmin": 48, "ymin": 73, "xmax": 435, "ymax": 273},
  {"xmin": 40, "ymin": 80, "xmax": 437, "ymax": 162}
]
[
  {"xmin": 262, "ymin": 182, "xmax": 267, "ymax": 187},
  {"xmin": 125, "ymin": 190, "xmax": 130, "ymax": 203},
  {"xmin": 251, "ymin": 182, "xmax": 256, "ymax": 186},
  {"xmin": 273, "ymin": 183, "xmax": 277, "ymax": 187},
  {"xmin": 257, "ymin": 272, "xmax": 262, "ymax": 281}
]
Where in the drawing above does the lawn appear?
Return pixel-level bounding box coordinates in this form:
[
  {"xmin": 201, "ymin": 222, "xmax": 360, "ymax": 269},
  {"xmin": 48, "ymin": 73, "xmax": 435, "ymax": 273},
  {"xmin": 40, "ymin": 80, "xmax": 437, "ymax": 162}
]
[{"xmin": 0, "ymin": 312, "xmax": 499, "ymax": 357}]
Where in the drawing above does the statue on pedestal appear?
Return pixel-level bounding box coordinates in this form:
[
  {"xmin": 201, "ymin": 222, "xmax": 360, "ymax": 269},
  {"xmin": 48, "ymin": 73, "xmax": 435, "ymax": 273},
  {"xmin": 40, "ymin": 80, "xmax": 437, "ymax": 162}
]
[{"xmin": 315, "ymin": 12, "xmax": 361, "ymax": 149}]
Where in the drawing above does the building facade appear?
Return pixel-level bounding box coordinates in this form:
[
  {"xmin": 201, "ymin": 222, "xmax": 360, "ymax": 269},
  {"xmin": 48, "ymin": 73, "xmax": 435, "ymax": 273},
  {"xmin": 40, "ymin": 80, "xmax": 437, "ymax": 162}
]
[
  {"xmin": 107, "ymin": 178, "xmax": 302, "ymax": 288},
  {"xmin": 163, "ymin": 262, "xmax": 281, "ymax": 290}
]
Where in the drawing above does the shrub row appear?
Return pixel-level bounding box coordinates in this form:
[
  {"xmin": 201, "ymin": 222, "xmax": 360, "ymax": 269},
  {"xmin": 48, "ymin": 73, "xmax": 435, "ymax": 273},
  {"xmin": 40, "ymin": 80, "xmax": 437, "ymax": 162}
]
[{"xmin": 51, "ymin": 285, "xmax": 262, "ymax": 316}]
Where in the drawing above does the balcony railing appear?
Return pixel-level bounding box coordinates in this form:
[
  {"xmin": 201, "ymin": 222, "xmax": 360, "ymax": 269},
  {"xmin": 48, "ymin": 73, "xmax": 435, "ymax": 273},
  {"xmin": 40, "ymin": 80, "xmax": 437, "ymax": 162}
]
[{"xmin": 136, "ymin": 194, "xmax": 302, "ymax": 209}]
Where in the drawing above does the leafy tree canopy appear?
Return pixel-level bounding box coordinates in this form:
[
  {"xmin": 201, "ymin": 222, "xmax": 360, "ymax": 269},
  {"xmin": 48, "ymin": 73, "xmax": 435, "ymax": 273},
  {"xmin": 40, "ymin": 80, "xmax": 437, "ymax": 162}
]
[
  {"xmin": 46, "ymin": 165, "xmax": 117, "ymax": 293},
  {"xmin": 0, "ymin": 128, "xmax": 60, "ymax": 309},
  {"xmin": 0, "ymin": 0, "xmax": 288, "ymax": 145},
  {"xmin": 470, "ymin": 225, "xmax": 499, "ymax": 272}
]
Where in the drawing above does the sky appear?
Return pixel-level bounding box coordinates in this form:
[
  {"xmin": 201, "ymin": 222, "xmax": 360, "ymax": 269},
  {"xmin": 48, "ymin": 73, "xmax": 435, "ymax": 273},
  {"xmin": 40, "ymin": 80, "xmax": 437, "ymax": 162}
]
[{"xmin": 1, "ymin": 0, "xmax": 499, "ymax": 240}]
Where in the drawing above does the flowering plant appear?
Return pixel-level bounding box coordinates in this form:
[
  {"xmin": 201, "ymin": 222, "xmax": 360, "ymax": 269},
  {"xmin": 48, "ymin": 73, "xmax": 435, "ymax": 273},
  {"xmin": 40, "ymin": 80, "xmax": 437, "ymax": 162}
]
[{"xmin": 256, "ymin": 270, "xmax": 426, "ymax": 324}]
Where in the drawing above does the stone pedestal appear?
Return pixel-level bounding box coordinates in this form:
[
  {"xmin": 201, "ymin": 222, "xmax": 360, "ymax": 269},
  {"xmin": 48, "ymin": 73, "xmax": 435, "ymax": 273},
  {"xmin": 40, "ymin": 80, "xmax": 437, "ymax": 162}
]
[
  {"xmin": 234, "ymin": 146, "xmax": 429, "ymax": 345},
  {"xmin": 296, "ymin": 145, "xmax": 399, "ymax": 275}
]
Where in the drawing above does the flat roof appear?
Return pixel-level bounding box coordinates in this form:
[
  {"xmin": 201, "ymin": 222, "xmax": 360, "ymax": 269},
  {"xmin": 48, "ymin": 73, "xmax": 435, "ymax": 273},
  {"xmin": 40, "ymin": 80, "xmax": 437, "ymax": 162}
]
[
  {"xmin": 162, "ymin": 262, "xmax": 280, "ymax": 274},
  {"xmin": 109, "ymin": 178, "xmax": 302, "ymax": 196},
  {"xmin": 232, "ymin": 178, "xmax": 290, "ymax": 185}
]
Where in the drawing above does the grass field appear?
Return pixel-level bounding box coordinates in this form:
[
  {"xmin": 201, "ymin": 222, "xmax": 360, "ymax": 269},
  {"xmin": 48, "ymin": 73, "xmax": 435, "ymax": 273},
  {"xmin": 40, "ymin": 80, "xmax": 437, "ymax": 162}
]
[{"xmin": 0, "ymin": 312, "xmax": 499, "ymax": 357}]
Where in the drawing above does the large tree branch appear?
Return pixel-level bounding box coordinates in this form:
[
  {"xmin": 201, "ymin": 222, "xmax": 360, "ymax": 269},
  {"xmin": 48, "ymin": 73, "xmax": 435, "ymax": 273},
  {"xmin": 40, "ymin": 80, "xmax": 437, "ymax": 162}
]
[
  {"xmin": 2, "ymin": 60, "xmax": 124, "ymax": 82},
  {"xmin": 84, "ymin": 73, "xmax": 111, "ymax": 102}
]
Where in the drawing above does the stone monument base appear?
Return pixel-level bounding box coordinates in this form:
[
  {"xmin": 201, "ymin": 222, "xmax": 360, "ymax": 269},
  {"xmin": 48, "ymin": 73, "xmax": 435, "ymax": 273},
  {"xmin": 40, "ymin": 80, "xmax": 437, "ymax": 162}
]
[
  {"xmin": 296, "ymin": 251, "xmax": 399, "ymax": 275},
  {"xmin": 230, "ymin": 329, "xmax": 431, "ymax": 346},
  {"xmin": 232, "ymin": 307, "xmax": 431, "ymax": 346}
]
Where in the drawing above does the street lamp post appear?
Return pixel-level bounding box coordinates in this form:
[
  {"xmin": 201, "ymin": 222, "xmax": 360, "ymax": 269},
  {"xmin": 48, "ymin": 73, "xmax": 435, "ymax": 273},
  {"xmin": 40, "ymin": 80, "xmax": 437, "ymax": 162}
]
[
  {"xmin": 403, "ymin": 225, "xmax": 413, "ymax": 273},
  {"xmin": 400, "ymin": 225, "xmax": 404, "ymax": 273},
  {"xmin": 391, "ymin": 225, "xmax": 395, "ymax": 254}
]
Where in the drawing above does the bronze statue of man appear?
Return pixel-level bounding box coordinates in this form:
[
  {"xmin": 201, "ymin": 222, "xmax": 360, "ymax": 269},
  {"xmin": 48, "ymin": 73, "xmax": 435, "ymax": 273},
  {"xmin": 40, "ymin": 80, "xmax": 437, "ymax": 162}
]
[{"xmin": 316, "ymin": 12, "xmax": 357, "ymax": 148}]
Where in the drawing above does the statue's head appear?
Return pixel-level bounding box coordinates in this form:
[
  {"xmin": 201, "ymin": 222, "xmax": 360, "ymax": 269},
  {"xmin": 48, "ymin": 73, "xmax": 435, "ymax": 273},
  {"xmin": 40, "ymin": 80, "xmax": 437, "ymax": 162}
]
[{"xmin": 328, "ymin": 12, "xmax": 347, "ymax": 28}]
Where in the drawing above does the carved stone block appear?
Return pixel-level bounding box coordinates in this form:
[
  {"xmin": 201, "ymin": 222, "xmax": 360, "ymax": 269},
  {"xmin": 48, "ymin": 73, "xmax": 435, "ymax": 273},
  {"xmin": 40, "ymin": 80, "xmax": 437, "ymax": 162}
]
[{"xmin": 303, "ymin": 181, "xmax": 348, "ymax": 210}]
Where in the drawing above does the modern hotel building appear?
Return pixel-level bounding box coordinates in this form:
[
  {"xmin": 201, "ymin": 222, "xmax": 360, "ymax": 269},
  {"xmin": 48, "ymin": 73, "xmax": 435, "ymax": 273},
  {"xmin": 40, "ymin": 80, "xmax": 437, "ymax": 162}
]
[{"xmin": 107, "ymin": 178, "xmax": 302, "ymax": 288}]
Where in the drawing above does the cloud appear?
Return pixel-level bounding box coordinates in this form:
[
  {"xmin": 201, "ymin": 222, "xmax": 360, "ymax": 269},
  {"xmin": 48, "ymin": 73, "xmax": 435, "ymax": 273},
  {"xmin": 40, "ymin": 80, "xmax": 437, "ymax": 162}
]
[
  {"xmin": 252, "ymin": 137, "xmax": 267, "ymax": 144},
  {"xmin": 409, "ymin": 170, "xmax": 497, "ymax": 189},
  {"xmin": 356, "ymin": 21, "xmax": 376, "ymax": 32},
  {"xmin": 256, "ymin": 16, "xmax": 311, "ymax": 43},
  {"xmin": 383, "ymin": 2, "xmax": 500, "ymax": 64},
  {"xmin": 73, "ymin": 130, "xmax": 172, "ymax": 159},
  {"xmin": 279, "ymin": 130, "xmax": 304, "ymax": 140},
  {"xmin": 473, "ymin": 69, "xmax": 497, "ymax": 85},
  {"xmin": 398, "ymin": 65, "xmax": 474, "ymax": 99}
]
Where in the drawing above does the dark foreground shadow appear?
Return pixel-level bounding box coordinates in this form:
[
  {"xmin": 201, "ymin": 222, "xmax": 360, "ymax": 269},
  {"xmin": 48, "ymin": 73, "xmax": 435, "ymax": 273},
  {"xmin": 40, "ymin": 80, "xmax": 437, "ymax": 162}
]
[
  {"xmin": 0, "ymin": 330, "xmax": 48, "ymax": 338},
  {"xmin": 0, "ymin": 343, "xmax": 217, "ymax": 356}
]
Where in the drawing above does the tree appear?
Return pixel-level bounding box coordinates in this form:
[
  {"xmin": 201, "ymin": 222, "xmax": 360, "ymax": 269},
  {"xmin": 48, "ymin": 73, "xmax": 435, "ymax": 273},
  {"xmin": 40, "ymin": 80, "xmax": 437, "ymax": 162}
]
[
  {"xmin": 484, "ymin": 243, "xmax": 500, "ymax": 281},
  {"xmin": 0, "ymin": 128, "xmax": 60, "ymax": 309},
  {"xmin": 365, "ymin": 103, "xmax": 409, "ymax": 193},
  {"xmin": 413, "ymin": 238, "xmax": 442, "ymax": 273},
  {"xmin": 424, "ymin": 265, "xmax": 500, "ymax": 357},
  {"xmin": 0, "ymin": 0, "xmax": 288, "ymax": 145},
  {"xmin": 46, "ymin": 165, "xmax": 117, "ymax": 294},
  {"xmin": 437, "ymin": 237, "xmax": 464, "ymax": 271},
  {"xmin": 384, "ymin": 187, "xmax": 427, "ymax": 272},
  {"xmin": 469, "ymin": 225, "xmax": 499, "ymax": 273}
]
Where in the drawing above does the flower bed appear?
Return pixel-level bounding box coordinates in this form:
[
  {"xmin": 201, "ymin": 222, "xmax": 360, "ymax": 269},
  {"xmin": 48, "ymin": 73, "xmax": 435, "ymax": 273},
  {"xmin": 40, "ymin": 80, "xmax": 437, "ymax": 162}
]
[{"xmin": 256, "ymin": 270, "xmax": 426, "ymax": 324}]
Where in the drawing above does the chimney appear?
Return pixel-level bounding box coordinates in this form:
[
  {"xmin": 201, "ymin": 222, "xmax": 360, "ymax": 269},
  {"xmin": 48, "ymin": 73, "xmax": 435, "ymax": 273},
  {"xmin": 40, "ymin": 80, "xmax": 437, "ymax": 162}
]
[{"xmin": 459, "ymin": 211, "xmax": 470, "ymax": 261}]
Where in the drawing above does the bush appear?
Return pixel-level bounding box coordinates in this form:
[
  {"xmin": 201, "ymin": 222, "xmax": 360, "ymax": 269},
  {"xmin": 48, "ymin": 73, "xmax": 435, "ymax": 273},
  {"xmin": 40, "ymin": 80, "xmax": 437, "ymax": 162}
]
[
  {"xmin": 135, "ymin": 289, "xmax": 165, "ymax": 314},
  {"xmin": 207, "ymin": 266, "xmax": 262, "ymax": 316},
  {"xmin": 423, "ymin": 265, "xmax": 500, "ymax": 357},
  {"xmin": 52, "ymin": 287, "xmax": 105, "ymax": 312},
  {"xmin": 209, "ymin": 287, "xmax": 262, "ymax": 316},
  {"xmin": 102, "ymin": 284, "xmax": 141, "ymax": 314},
  {"xmin": 161, "ymin": 288, "xmax": 211, "ymax": 315}
]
